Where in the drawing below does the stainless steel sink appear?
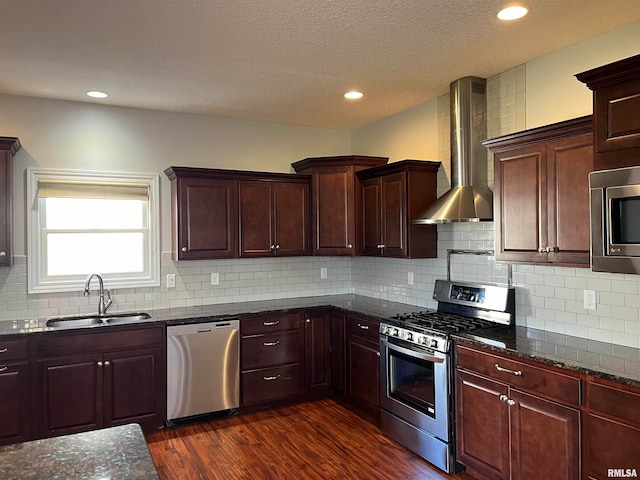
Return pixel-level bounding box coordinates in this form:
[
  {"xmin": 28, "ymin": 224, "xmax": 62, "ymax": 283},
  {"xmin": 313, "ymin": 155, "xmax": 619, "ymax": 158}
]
[{"xmin": 45, "ymin": 312, "xmax": 151, "ymax": 328}]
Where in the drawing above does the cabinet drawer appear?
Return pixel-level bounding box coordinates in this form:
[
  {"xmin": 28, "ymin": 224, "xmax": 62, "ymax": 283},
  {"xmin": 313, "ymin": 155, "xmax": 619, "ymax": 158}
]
[
  {"xmin": 241, "ymin": 364, "xmax": 302, "ymax": 405},
  {"xmin": 241, "ymin": 313, "xmax": 301, "ymax": 335},
  {"xmin": 586, "ymin": 380, "xmax": 640, "ymax": 425},
  {"xmin": 347, "ymin": 315, "xmax": 379, "ymax": 343},
  {"xmin": 456, "ymin": 344, "xmax": 581, "ymax": 405},
  {"xmin": 241, "ymin": 331, "xmax": 301, "ymax": 370},
  {"xmin": 0, "ymin": 337, "xmax": 28, "ymax": 361}
]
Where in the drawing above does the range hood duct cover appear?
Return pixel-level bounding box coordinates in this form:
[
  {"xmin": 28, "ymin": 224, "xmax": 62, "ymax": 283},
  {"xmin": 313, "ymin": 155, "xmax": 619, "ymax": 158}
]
[{"xmin": 413, "ymin": 76, "xmax": 492, "ymax": 224}]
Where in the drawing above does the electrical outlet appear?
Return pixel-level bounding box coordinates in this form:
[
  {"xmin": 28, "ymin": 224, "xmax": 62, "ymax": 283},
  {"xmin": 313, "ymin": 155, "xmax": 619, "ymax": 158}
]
[
  {"xmin": 166, "ymin": 274, "xmax": 176, "ymax": 288},
  {"xmin": 408, "ymin": 272, "xmax": 414, "ymax": 285},
  {"xmin": 320, "ymin": 267, "xmax": 327, "ymax": 279},
  {"xmin": 211, "ymin": 272, "xmax": 220, "ymax": 285},
  {"xmin": 584, "ymin": 290, "xmax": 596, "ymax": 310}
]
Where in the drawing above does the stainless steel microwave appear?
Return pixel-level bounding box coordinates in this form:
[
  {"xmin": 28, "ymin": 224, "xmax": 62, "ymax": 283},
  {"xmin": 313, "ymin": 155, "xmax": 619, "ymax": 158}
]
[{"xmin": 590, "ymin": 166, "xmax": 640, "ymax": 274}]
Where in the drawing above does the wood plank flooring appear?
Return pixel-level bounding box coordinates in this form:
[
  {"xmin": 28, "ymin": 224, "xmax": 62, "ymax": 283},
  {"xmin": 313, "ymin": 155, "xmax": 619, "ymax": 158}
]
[{"xmin": 145, "ymin": 399, "xmax": 476, "ymax": 480}]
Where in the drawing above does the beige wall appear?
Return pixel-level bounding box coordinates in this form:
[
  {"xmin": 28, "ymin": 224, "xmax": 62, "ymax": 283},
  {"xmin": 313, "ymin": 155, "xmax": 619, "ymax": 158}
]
[
  {"xmin": 526, "ymin": 19, "xmax": 640, "ymax": 128},
  {"xmin": 350, "ymin": 99, "xmax": 439, "ymax": 163},
  {"xmin": 0, "ymin": 94, "xmax": 351, "ymax": 255}
]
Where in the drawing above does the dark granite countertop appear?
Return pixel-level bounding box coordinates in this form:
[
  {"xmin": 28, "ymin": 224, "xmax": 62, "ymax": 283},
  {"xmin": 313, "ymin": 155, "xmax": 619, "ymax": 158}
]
[
  {"xmin": 2, "ymin": 293, "xmax": 640, "ymax": 389},
  {"xmin": 0, "ymin": 423, "xmax": 159, "ymax": 479},
  {"xmin": 454, "ymin": 326, "xmax": 640, "ymax": 388}
]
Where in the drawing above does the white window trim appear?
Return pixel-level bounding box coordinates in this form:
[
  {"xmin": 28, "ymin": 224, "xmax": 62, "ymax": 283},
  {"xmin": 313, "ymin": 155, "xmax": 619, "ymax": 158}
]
[{"xmin": 27, "ymin": 168, "xmax": 161, "ymax": 293}]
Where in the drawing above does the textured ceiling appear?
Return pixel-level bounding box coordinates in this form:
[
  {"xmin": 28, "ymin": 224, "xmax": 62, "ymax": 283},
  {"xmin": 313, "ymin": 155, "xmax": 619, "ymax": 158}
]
[{"xmin": 2, "ymin": 0, "xmax": 640, "ymax": 130}]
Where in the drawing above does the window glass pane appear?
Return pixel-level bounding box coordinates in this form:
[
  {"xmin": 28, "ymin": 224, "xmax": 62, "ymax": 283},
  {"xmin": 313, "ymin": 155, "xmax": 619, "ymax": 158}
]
[
  {"xmin": 43, "ymin": 198, "xmax": 146, "ymax": 229},
  {"xmin": 46, "ymin": 233, "xmax": 145, "ymax": 275}
]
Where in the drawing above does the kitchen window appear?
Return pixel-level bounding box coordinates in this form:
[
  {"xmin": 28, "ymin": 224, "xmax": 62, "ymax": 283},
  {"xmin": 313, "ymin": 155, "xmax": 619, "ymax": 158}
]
[{"xmin": 27, "ymin": 169, "xmax": 160, "ymax": 293}]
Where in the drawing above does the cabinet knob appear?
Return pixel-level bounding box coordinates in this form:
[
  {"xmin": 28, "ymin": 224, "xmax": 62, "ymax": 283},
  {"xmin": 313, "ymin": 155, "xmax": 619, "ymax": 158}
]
[
  {"xmin": 548, "ymin": 246, "xmax": 559, "ymax": 253},
  {"xmin": 104, "ymin": 360, "xmax": 111, "ymax": 366},
  {"xmin": 0, "ymin": 251, "xmax": 5, "ymax": 257},
  {"xmin": 181, "ymin": 246, "xmax": 187, "ymax": 252},
  {"xmin": 270, "ymin": 245, "xmax": 275, "ymax": 250},
  {"xmin": 507, "ymin": 399, "xmax": 516, "ymax": 406},
  {"xmin": 376, "ymin": 351, "xmax": 380, "ymax": 357},
  {"xmin": 538, "ymin": 247, "xmax": 546, "ymax": 254},
  {"xmin": 499, "ymin": 394, "xmax": 508, "ymax": 402},
  {"xmin": 305, "ymin": 318, "xmax": 311, "ymax": 323},
  {"xmin": 380, "ymin": 244, "xmax": 385, "ymax": 248},
  {"xmin": 275, "ymin": 244, "xmax": 280, "ymax": 250},
  {"xmin": 97, "ymin": 361, "xmax": 103, "ymax": 367},
  {"xmin": 347, "ymin": 244, "xmax": 353, "ymax": 249}
]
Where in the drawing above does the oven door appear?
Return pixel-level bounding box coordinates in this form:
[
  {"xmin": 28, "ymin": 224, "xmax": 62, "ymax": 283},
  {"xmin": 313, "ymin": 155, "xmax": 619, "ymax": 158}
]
[{"xmin": 380, "ymin": 337, "xmax": 450, "ymax": 442}]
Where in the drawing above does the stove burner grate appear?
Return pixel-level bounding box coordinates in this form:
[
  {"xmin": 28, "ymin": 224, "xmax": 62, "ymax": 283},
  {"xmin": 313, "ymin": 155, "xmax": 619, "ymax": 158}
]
[{"xmin": 391, "ymin": 311, "xmax": 501, "ymax": 334}]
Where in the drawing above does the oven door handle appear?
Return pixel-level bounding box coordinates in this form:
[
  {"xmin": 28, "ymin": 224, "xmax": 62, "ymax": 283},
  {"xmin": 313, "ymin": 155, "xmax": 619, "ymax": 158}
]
[{"xmin": 381, "ymin": 339, "xmax": 445, "ymax": 363}]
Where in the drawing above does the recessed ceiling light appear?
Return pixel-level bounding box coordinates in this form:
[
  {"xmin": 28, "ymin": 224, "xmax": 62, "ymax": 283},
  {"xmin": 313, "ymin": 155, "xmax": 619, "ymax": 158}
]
[
  {"xmin": 497, "ymin": 5, "xmax": 528, "ymax": 20},
  {"xmin": 344, "ymin": 91, "xmax": 364, "ymax": 100},
  {"xmin": 86, "ymin": 91, "xmax": 109, "ymax": 98}
]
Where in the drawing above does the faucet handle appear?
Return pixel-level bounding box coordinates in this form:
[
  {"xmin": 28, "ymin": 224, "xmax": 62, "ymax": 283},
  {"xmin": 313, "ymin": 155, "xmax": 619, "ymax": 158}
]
[{"xmin": 104, "ymin": 289, "xmax": 113, "ymax": 311}]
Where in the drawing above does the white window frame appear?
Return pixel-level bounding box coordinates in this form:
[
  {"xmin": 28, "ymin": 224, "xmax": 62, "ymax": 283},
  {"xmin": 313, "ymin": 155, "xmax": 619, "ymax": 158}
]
[{"xmin": 27, "ymin": 168, "xmax": 160, "ymax": 293}]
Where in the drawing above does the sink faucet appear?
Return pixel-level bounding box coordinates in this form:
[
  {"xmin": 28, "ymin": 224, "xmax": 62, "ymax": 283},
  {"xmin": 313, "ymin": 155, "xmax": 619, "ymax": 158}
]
[{"xmin": 84, "ymin": 273, "xmax": 113, "ymax": 315}]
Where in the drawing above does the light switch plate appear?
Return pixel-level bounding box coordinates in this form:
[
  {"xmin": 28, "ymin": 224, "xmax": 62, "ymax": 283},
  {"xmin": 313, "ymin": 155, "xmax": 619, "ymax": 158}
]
[
  {"xmin": 320, "ymin": 267, "xmax": 327, "ymax": 279},
  {"xmin": 211, "ymin": 272, "xmax": 220, "ymax": 285}
]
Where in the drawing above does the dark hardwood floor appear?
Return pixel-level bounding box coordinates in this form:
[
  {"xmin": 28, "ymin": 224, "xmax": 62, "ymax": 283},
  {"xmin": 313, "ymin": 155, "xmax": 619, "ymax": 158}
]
[{"xmin": 145, "ymin": 398, "xmax": 476, "ymax": 479}]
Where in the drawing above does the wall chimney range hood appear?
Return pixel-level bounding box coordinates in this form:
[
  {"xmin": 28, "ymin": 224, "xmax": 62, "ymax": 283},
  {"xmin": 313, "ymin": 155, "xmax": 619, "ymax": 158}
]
[{"xmin": 412, "ymin": 77, "xmax": 492, "ymax": 224}]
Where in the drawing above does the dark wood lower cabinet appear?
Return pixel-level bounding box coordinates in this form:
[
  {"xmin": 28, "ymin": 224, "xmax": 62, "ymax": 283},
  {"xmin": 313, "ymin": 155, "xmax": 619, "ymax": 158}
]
[
  {"xmin": 0, "ymin": 362, "xmax": 31, "ymax": 445},
  {"xmin": 330, "ymin": 311, "xmax": 346, "ymax": 392},
  {"xmin": 345, "ymin": 314, "xmax": 380, "ymax": 420},
  {"xmin": 32, "ymin": 325, "xmax": 166, "ymax": 438},
  {"xmin": 304, "ymin": 309, "xmax": 332, "ymax": 395},
  {"xmin": 455, "ymin": 343, "xmax": 581, "ymax": 480}
]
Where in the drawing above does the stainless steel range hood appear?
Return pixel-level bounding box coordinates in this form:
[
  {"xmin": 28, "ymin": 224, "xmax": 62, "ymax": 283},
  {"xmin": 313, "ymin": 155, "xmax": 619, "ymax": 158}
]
[{"xmin": 413, "ymin": 77, "xmax": 492, "ymax": 224}]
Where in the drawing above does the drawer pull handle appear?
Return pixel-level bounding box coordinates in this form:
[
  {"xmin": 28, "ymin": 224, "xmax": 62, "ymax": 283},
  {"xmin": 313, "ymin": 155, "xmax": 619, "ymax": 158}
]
[
  {"xmin": 263, "ymin": 341, "xmax": 280, "ymax": 347},
  {"xmin": 263, "ymin": 320, "xmax": 280, "ymax": 326},
  {"xmin": 495, "ymin": 363, "xmax": 522, "ymax": 376},
  {"xmin": 263, "ymin": 375, "xmax": 280, "ymax": 381},
  {"xmin": 0, "ymin": 366, "xmax": 7, "ymax": 372},
  {"xmin": 0, "ymin": 348, "xmax": 7, "ymax": 353},
  {"xmin": 358, "ymin": 324, "xmax": 369, "ymax": 330}
]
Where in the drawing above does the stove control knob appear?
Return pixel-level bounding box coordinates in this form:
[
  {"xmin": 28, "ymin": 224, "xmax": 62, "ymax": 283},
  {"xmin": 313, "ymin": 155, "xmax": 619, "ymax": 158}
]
[
  {"xmin": 392, "ymin": 328, "xmax": 399, "ymax": 337},
  {"xmin": 430, "ymin": 339, "xmax": 438, "ymax": 349},
  {"xmin": 406, "ymin": 332, "xmax": 413, "ymax": 341}
]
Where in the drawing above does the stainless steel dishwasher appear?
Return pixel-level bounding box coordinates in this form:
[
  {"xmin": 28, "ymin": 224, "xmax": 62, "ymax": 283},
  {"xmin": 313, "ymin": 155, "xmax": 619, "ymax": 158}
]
[{"xmin": 166, "ymin": 317, "xmax": 239, "ymax": 421}]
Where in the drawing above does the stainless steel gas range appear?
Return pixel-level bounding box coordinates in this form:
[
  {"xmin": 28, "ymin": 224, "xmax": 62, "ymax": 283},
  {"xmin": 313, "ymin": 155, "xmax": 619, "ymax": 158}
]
[{"xmin": 379, "ymin": 279, "xmax": 515, "ymax": 473}]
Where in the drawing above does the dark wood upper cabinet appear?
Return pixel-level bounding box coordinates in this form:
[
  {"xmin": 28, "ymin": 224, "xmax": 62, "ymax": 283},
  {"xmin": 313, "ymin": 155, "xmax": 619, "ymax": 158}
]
[
  {"xmin": 0, "ymin": 137, "xmax": 20, "ymax": 267},
  {"xmin": 165, "ymin": 167, "xmax": 310, "ymax": 260},
  {"xmin": 483, "ymin": 116, "xmax": 593, "ymax": 267},
  {"xmin": 292, "ymin": 155, "xmax": 388, "ymax": 256},
  {"xmin": 165, "ymin": 167, "xmax": 238, "ymax": 260},
  {"xmin": 357, "ymin": 160, "xmax": 440, "ymax": 258},
  {"xmin": 239, "ymin": 175, "xmax": 309, "ymax": 257},
  {"xmin": 576, "ymin": 54, "xmax": 640, "ymax": 170}
]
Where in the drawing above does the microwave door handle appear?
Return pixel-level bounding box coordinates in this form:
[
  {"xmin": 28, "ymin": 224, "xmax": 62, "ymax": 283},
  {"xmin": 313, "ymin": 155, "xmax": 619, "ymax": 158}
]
[{"xmin": 381, "ymin": 339, "xmax": 445, "ymax": 364}]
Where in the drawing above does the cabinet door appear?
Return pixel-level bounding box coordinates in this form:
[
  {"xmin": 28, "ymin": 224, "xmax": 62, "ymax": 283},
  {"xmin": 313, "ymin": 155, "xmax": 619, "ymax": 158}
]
[
  {"xmin": 0, "ymin": 151, "xmax": 11, "ymax": 266},
  {"xmin": 455, "ymin": 369, "xmax": 510, "ymax": 480},
  {"xmin": 381, "ymin": 172, "xmax": 407, "ymax": 257},
  {"xmin": 239, "ymin": 181, "xmax": 273, "ymax": 257},
  {"xmin": 176, "ymin": 177, "xmax": 237, "ymax": 259},
  {"xmin": 584, "ymin": 413, "xmax": 640, "ymax": 480},
  {"xmin": 347, "ymin": 336, "xmax": 379, "ymax": 410},
  {"xmin": 546, "ymin": 133, "xmax": 593, "ymax": 266},
  {"xmin": 361, "ymin": 177, "xmax": 382, "ymax": 256},
  {"xmin": 494, "ymin": 145, "xmax": 546, "ymax": 263},
  {"xmin": 0, "ymin": 362, "xmax": 30, "ymax": 445},
  {"xmin": 274, "ymin": 182, "xmax": 309, "ymax": 256},
  {"xmin": 103, "ymin": 346, "xmax": 165, "ymax": 429},
  {"xmin": 330, "ymin": 311, "xmax": 346, "ymax": 392},
  {"xmin": 304, "ymin": 310, "xmax": 331, "ymax": 394},
  {"xmin": 510, "ymin": 389, "xmax": 580, "ymax": 480},
  {"xmin": 312, "ymin": 166, "xmax": 356, "ymax": 255},
  {"xmin": 35, "ymin": 354, "xmax": 103, "ymax": 437}
]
